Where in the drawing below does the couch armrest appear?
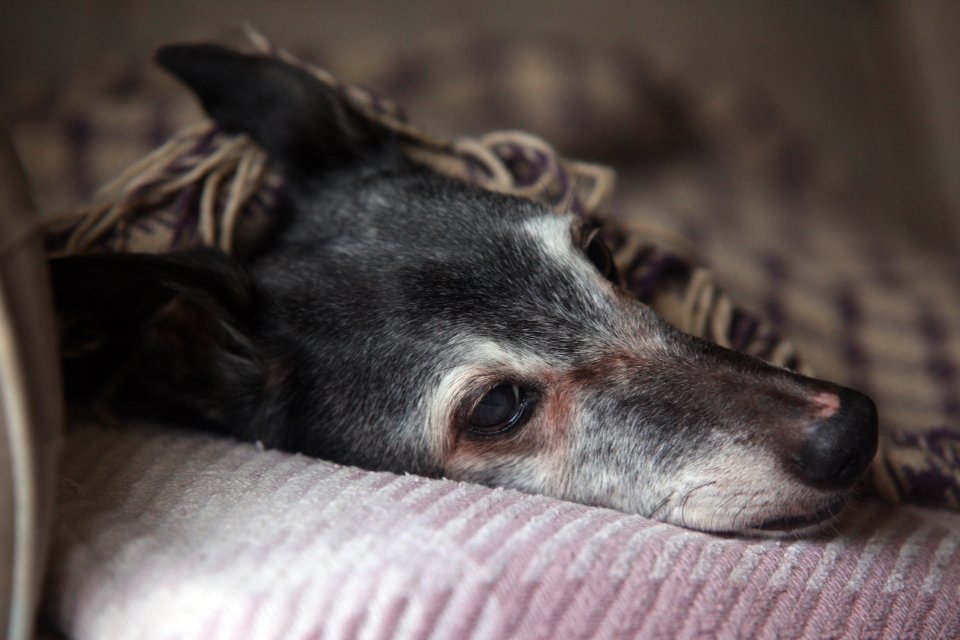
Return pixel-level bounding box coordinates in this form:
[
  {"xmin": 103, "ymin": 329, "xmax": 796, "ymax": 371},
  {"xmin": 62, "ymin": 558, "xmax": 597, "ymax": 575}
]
[{"xmin": 0, "ymin": 122, "xmax": 63, "ymax": 640}]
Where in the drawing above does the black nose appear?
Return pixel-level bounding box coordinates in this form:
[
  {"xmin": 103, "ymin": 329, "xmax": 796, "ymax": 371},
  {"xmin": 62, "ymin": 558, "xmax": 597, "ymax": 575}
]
[{"xmin": 795, "ymin": 387, "xmax": 878, "ymax": 489}]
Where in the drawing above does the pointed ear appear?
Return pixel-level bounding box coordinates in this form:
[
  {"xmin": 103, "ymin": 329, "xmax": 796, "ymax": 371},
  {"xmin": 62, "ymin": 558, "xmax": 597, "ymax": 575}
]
[
  {"xmin": 50, "ymin": 249, "xmax": 272, "ymax": 428},
  {"xmin": 155, "ymin": 43, "xmax": 392, "ymax": 173}
]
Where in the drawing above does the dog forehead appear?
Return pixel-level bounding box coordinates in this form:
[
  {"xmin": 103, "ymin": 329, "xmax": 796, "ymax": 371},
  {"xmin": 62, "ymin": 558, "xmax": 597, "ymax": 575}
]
[
  {"xmin": 388, "ymin": 211, "xmax": 629, "ymax": 365},
  {"xmin": 266, "ymin": 172, "xmax": 629, "ymax": 360},
  {"xmin": 411, "ymin": 210, "xmax": 604, "ymax": 300}
]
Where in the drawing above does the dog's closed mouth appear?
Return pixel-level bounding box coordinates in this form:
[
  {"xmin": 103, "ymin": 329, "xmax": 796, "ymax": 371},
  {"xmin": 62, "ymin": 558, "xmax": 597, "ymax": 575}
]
[{"xmin": 751, "ymin": 499, "xmax": 847, "ymax": 532}]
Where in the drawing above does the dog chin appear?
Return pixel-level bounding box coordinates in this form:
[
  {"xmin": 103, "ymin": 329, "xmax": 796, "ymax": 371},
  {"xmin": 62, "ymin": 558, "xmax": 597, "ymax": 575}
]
[
  {"xmin": 661, "ymin": 489, "xmax": 856, "ymax": 538},
  {"xmin": 737, "ymin": 498, "xmax": 850, "ymax": 538},
  {"xmin": 715, "ymin": 495, "xmax": 853, "ymax": 538}
]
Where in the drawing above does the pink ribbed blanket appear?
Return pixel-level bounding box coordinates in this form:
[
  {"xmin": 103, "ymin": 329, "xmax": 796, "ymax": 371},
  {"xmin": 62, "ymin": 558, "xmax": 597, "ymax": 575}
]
[{"xmin": 47, "ymin": 422, "xmax": 960, "ymax": 639}]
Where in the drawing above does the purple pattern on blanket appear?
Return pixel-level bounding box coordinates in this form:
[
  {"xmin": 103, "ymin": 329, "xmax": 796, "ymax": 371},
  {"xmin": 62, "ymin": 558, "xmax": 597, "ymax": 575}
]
[
  {"xmin": 918, "ymin": 309, "xmax": 960, "ymax": 421},
  {"xmin": 623, "ymin": 249, "xmax": 691, "ymax": 303},
  {"xmin": 836, "ymin": 284, "xmax": 872, "ymax": 392},
  {"xmin": 886, "ymin": 429, "xmax": 960, "ymax": 507},
  {"xmin": 169, "ymin": 184, "xmax": 200, "ymax": 247}
]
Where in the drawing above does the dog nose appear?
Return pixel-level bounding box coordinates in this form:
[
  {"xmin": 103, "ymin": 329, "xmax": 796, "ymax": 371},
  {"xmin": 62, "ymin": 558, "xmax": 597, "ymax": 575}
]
[{"xmin": 794, "ymin": 387, "xmax": 878, "ymax": 489}]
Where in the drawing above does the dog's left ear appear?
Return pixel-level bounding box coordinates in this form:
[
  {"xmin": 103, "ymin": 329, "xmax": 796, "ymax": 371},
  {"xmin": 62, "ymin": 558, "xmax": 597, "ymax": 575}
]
[
  {"xmin": 156, "ymin": 44, "xmax": 393, "ymax": 175},
  {"xmin": 51, "ymin": 249, "xmax": 276, "ymax": 429}
]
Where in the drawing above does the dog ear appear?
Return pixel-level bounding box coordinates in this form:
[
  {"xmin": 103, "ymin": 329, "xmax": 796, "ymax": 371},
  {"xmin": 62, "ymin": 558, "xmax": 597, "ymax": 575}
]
[
  {"xmin": 51, "ymin": 249, "xmax": 274, "ymax": 429},
  {"xmin": 156, "ymin": 43, "xmax": 392, "ymax": 174}
]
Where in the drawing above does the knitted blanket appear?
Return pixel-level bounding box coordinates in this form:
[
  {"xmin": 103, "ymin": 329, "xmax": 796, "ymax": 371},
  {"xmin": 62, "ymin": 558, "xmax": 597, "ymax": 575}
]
[{"xmin": 4, "ymin": 32, "xmax": 959, "ymax": 638}]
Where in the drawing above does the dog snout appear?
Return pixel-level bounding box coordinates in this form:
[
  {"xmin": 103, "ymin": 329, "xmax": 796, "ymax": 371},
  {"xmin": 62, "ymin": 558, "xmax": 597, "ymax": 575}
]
[{"xmin": 792, "ymin": 387, "xmax": 878, "ymax": 489}]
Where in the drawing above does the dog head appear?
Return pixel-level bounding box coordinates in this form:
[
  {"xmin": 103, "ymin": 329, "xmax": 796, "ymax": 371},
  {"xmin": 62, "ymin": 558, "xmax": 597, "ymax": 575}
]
[{"xmin": 53, "ymin": 44, "xmax": 878, "ymax": 536}]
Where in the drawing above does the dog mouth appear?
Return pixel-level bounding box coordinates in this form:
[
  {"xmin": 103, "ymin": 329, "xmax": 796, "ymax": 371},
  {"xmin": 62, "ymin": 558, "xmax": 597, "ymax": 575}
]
[{"xmin": 746, "ymin": 498, "xmax": 848, "ymax": 534}]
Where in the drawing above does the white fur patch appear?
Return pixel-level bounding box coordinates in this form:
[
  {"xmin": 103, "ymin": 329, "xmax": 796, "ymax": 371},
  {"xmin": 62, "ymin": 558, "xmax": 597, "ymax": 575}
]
[{"xmin": 521, "ymin": 214, "xmax": 609, "ymax": 308}]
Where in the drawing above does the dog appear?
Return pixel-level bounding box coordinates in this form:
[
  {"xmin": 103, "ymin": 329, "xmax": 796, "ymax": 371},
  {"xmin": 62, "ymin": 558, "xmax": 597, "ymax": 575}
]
[{"xmin": 51, "ymin": 43, "xmax": 878, "ymax": 536}]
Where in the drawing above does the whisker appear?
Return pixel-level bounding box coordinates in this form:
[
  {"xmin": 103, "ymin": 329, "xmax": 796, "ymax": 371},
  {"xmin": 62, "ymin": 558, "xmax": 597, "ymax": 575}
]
[
  {"xmin": 649, "ymin": 492, "xmax": 675, "ymax": 519},
  {"xmin": 678, "ymin": 480, "xmax": 717, "ymax": 529},
  {"xmin": 732, "ymin": 502, "xmax": 748, "ymax": 531}
]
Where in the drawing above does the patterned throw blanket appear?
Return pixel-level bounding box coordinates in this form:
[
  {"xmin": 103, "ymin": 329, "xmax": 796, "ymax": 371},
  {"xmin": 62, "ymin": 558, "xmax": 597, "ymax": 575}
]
[{"xmin": 4, "ymin": 32, "xmax": 959, "ymax": 639}]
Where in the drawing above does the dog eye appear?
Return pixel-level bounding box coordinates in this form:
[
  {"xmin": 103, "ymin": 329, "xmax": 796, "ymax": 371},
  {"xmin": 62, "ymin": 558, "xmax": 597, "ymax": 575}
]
[
  {"xmin": 583, "ymin": 229, "xmax": 619, "ymax": 283},
  {"xmin": 468, "ymin": 383, "xmax": 531, "ymax": 435}
]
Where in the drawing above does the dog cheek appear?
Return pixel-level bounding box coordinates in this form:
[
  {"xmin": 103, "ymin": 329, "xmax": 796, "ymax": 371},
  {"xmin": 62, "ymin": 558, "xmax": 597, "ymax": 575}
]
[
  {"xmin": 443, "ymin": 447, "xmax": 564, "ymax": 497},
  {"xmin": 555, "ymin": 386, "xmax": 708, "ymax": 516},
  {"xmin": 558, "ymin": 424, "xmax": 650, "ymax": 513}
]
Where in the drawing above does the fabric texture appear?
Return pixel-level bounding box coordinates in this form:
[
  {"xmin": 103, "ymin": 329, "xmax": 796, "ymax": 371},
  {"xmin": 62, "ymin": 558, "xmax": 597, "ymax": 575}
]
[
  {"xmin": 50, "ymin": 422, "xmax": 960, "ymax": 639},
  {"xmin": 2, "ymin": 32, "xmax": 959, "ymax": 638}
]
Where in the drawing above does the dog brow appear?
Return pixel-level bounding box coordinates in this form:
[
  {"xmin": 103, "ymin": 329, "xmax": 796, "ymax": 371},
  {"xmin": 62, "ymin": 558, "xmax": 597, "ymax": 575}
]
[{"xmin": 520, "ymin": 214, "xmax": 609, "ymax": 307}]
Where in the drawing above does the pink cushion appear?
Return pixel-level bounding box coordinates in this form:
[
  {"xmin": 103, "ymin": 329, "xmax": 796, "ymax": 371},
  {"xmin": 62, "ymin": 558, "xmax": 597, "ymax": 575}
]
[{"xmin": 48, "ymin": 422, "xmax": 960, "ymax": 639}]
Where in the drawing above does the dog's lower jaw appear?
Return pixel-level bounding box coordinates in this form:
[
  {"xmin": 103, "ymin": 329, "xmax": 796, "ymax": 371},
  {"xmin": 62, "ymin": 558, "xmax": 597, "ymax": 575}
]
[
  {"xmin": 661, "ymin": 489, "xmax": 859, "ymax": 538},
  {"xmin": 736, "ymin": 496, "xmax": 853, "ymax": 538},
  {"xmin": 631, "ymin": 446, "xmax": 866, "ymax": 538}
]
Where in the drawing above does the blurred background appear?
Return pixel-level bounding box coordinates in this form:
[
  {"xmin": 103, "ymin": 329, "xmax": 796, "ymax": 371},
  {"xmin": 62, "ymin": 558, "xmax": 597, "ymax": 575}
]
[{"xmin": 2, "ymin": 0, "xmax": 958, "ymax": 253}]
